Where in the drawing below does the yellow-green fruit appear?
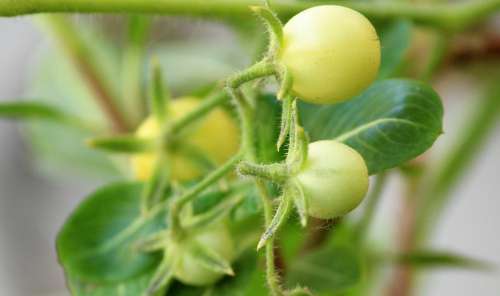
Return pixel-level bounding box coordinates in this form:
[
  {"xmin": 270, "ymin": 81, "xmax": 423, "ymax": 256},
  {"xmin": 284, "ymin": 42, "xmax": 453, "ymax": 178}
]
[
  {"xmin": 131, "ymin": 97, "xmax": 239, "ymax": 181},
  {"xmin": 280, "ymin": 5, "xmax": 381, "ymax": 104},
  {"xmin": 170, "ymin": 222, "xmax": 234, "ymax": 286},
  {"xmin": 296, "ymin": 140, "xmax": 369, "ymax": 219}
]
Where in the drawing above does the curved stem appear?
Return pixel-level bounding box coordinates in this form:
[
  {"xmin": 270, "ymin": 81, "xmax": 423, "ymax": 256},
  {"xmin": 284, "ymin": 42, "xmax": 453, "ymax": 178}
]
[{"xmin": 4, "ymin": 0, "xmax": 500, "ymax": 30}]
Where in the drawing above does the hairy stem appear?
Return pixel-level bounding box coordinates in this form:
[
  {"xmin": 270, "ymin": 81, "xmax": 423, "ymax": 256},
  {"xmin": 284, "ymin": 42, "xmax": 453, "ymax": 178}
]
[
  {"xmin": 4, "ymin": 0, "xmax": 500, "ymax": 30},
  {"xmin": 226, "ymin": 63, "xmax": 284, "ymax": 295}
]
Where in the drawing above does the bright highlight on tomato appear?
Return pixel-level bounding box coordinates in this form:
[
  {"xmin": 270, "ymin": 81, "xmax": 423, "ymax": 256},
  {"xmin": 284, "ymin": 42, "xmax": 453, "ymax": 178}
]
[
  {"xmin": 131, "ymin": 97, "xmax": 240, "ymax": 181},
  {"xmin": 295, "ymin": 140, "xmax": 369, "ymax": 219},
  {"xmin": 169, "ymin": 223, "xmax": 235, "ymax": 286},
  {"xmin": 280, "ymin": 5, "xmax": 381, "ymax": 104}
]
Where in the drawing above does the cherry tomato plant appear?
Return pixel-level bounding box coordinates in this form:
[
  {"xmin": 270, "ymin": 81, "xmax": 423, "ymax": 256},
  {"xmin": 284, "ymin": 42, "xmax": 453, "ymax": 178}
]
[{"xmin": 1, "ymin": 1, "xmax": 499, "ymax": 296}]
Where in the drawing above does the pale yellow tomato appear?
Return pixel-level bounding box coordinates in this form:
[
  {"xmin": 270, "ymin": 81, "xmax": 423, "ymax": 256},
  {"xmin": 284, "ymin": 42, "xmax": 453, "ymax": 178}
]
[
  {"xmin": 295, "ymin": 140, "xmax": 369, "ymax": 219},
  {"xmin": 280, "ymin": 5, "xmax": 381, "ymax": 104},
  {"xmin": 131, "ymin": 97, "xmax": 239, "ymax": 181}
]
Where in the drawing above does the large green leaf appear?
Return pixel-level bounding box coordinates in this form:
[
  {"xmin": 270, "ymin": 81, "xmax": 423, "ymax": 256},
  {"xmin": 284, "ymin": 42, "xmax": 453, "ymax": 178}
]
[
  {"xmin": 57, "ymin": 182, "xmax": 166, "ymax": 283},
  {"xmin": 300, "ymin": 79, "xmax": 443, "ymax": 174},
  {"xmin": 286, "ymin": 245, "xmax": 362, "ymax": 294},
  {"xmin": 378, "ymin": 20, "xmax": 413, "ymax": 79}
]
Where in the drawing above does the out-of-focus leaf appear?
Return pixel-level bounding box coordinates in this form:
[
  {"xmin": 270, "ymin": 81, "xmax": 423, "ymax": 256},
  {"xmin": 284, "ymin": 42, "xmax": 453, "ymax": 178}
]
[
  {"xmin": 57, "ymin": 182, "xmax": 166, "ymax": 283},
  {"xmin": 25, "ymin": 23, "xmax": 122, "ymax": 178},
  {"xmin": 67, "ymin": 272, "xmax": 158, "ymax": 296},
  {"xmin": 286, "ymin": 245, "xmax": 362, "ymax": 294},
  {"xmin": 300, "ymin": 79, "xmax": 443, "ymax": 174},
  {"xmin": 378, "ymin": 20, "xmax": 413, "ymax": 79},
  {"xmin": 0, "ymin": 101, "xmax": 92, "ymax": 129},
  {"xmin": 389, "ymin": 250, "xmax": 494, "ymax": 271}
]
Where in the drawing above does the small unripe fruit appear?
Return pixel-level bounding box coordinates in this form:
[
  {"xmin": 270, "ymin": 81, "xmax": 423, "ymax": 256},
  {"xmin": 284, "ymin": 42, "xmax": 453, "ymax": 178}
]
[
  {"xmin": 131, "ymin": 97, "xmax": 240, "ymax": 181},
  {"xmin": 280, "ymin": 5, "xmax": 380, "ymax": 104},
  {"xmin": 295, "ymin": 140, "xmax": 369, "ymax": 219},
  {"xmin": 170, "ymin": 223, "xmax": 234, "ymax": 286}
]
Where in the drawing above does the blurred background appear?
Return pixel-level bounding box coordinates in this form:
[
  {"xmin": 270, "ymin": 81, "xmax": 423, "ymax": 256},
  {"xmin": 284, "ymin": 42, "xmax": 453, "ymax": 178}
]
[{"xmin": 1, "ymin": 11, "xmax": 500, "ymax": 296}]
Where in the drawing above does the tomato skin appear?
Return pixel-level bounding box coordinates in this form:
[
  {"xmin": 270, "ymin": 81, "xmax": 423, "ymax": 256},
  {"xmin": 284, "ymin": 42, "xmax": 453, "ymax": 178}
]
[
  {"xmin": 280, "ymin": 5, "xmax": 380, "ymax": 104},
  {"xmin": 170, "ymin": 222, "xmax": 235, "ymax": 286},
  {"xmin": 131, "ymin": 97, "xmax": 240, "ymax": 181},
  {"xmin": 296, "ymin": 140, "xmax": 369, "ymax": 219}
]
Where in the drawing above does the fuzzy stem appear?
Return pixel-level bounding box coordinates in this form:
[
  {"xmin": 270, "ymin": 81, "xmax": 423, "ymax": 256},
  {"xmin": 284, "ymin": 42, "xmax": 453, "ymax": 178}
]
[{"xmin": 226, "ymin": 62, "xmax": 284, "ymax": 295}]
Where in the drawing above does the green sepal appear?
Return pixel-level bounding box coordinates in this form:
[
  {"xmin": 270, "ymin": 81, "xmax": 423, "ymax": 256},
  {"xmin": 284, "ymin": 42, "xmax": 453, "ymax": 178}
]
[
  {"xmin": 249, "ymin": 5, "xmax": 283, "ymax": 58},
  {"xmin": 87, "ymin": 135, "xmax": 155, "ymax": 153},
  {"xmin": 288, "ymin": 180, "xmax": 308, "ymax": 227},
  {"xmin": 188, "ymin": 241, "xmax": 235, "ymax": 276},
  {"xmin": 149, "ymin": 57, "xmax": 170, "ymax": 123},
  {"xmin": 257, "ymin": 193, "xmax": 293, "ymax": 250}
]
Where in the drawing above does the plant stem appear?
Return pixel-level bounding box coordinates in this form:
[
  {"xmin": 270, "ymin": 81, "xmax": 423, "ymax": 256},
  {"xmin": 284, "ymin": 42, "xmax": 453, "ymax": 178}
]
[
  {"xmin": 37, "ymin": 15, "xmax": 132, "ymax": 132},
  {"xmin": 4, "ymin": 0, "xmax": 500, "ymax": 30},
  {"xmin": 226, "ymin": 62, "xmax": 284, "ymax": 295}
]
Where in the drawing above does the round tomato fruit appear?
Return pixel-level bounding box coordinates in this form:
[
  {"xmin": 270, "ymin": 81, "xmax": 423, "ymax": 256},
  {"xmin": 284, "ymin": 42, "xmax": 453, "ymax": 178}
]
[
  {"xmin": 280, "ymin": 5, "xmax": 380, "ymax": 104},
  {"xmin": 131, "ymin": 97, "xmax": 240, "ymax": 181},
  {"xmin": 295, "ymin": 140, "xmax": 369, "ymax": 219}
]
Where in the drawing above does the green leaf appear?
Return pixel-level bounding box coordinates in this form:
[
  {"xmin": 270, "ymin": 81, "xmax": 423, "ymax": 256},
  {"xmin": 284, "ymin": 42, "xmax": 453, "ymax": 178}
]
[
  {"xmin": 286, "ymin": 245, "xmax": 362, "ymax": 294},
  {"xmin": 24, "ymin": 24, "xmax": 122, "ymax": 178},
  {"xmin": 57, "ymin": 182, "xmax": 167, "ymax": 283},
  {"xmin": 378, "ymin": 20, "xmax": 413, "ymax": 79},
  {"xmin": 391, "ymin": 250, "xmax": 494, "ymax": 271},
  {"xmin": 67, "ymin": 272, "xmax": 158, "ymax": 296},
  {"xmin": 0, "ymin": 101, "xmax": 92, "ymax": 129},
  {"xmin": 300, "ymin": 79, "xmax": 443, "ymax": 174}
]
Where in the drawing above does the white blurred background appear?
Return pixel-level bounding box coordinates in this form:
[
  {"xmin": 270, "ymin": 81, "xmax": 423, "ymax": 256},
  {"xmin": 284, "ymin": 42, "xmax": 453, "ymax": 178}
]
[{"xmin": 1, "ymin": 16, "xmax": 499, "ymax": 296}]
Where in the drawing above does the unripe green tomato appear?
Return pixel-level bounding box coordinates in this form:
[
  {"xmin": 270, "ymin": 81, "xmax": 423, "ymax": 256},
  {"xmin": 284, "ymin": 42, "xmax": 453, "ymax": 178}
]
[
  {"xmin": 295, "ymin": 140, "xmax": 369, "ymax": 219},
  {"xmin": 131, "ymin": 97, "xmax": 240, "ymax": 181},
  {"xmin": 170, "ymin": 222, "xmax": 235, "ymax": 286},
  {"xmin": 280, "ymin": 5, "xmax": 381, "ymax": 104}
]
